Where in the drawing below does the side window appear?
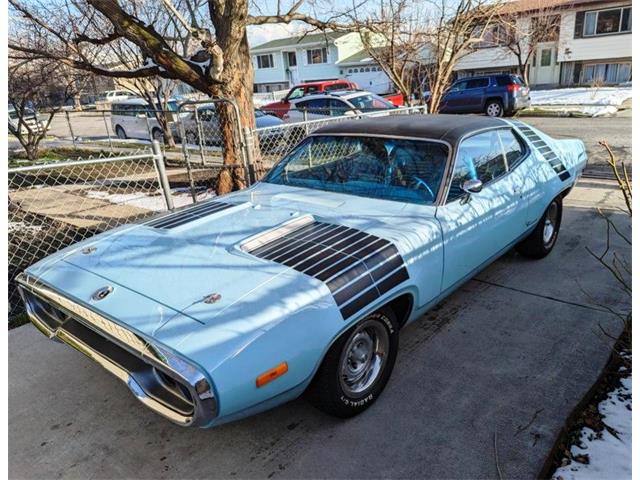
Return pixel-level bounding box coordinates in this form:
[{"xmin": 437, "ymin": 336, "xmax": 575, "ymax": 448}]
[
  {"xmin": 287, "ymin": 87, "xmax": 305, "ymax": 100},
  {"xmin": 325, "ymin": 83, "xmax": 348, "ymax": 92},
  {"xmin": 447, "ymin": 130, "xmax": 507, "ymax": 201},
  {"xmin": 329, "ymin": 99, "xmax": 349, "ymax": 116},
  {"xmin": 450, "ymin": 81, "xmax": 467, "ymax": 92},
  {"xmin": 297, "ymin": 98, "xmax": 329, "ymax": 115},
  {"xmin": 467, "ymin": 78, "xmax": 489, "ymax": 89},
  {"xmin": 498, "ymin": 129, "xmax": 526, "ymax": 168}
]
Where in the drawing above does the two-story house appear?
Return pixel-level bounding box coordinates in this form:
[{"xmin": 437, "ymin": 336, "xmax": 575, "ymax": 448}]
[
  {"xmin": 453, "ymin": 0, "xmax": 631, "ymax": 86},
  {"xmin": 250, "ymin": 32, "xmax": 392, "ymax": 93}
]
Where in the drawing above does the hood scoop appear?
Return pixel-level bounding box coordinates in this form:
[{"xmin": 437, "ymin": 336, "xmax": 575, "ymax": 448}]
[
  {"xmin": 239, "ymin": 215, "xmax": 315, "ymax": 252},
  {"xmin": 147, "ymin": 200, "xmax": 235, "ymax": 229}
]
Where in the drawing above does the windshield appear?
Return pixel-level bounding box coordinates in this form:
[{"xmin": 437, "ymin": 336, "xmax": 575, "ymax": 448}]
[
  {"xmin": 264, "ymin": 135, "xmax": 449, "ymax": 205},
  {"xmin": 349, "ymin": 94, "xmax": 394, "ymax": 111}
]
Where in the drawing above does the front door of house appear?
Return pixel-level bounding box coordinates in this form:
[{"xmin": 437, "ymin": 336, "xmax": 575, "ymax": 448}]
[
  {"xmin": 284, "ymin": 51, "xmax": 299, "ymax": 85},
  {"xmin": 531, "ymin": 43, "xmax": 558, "ymax": 85}
]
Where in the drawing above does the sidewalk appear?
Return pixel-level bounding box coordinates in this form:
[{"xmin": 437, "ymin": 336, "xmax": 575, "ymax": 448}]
[{"xmin": 8, "ymin": 179, "xmax": 630, "ymax": 479}]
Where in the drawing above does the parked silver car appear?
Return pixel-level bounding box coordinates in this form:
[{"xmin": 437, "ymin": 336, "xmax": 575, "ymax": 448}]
[{"xmin": 173, "ymin": 106, "xmax": 288, "ymax": 151}]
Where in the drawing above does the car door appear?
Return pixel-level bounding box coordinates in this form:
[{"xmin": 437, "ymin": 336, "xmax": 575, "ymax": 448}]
[
  {"xmin": 293, "ymin": 98, "xmax": 330, "ymax": 120},
  {"xmin": 440, "ymin": 80, "xmax": 467, "ymax": 112},
  {"xmin": 458, "ymin": 77, "xmax": 489, "ymax": 113},
  {"xmin": 436, "ymin": 129, "xmax": 528, "ymax": 292}
]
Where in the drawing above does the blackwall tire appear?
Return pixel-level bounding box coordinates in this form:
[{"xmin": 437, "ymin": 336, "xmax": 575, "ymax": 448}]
[
  {"xmin": 516, "ymin": 197, "xmax": 563, "ymax": 259},
  {"xmin": 305, "ymin": 307, "xmax": 399, "ymax": 418}
]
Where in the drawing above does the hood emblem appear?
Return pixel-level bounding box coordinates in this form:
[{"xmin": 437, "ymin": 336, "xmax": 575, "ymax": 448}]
[
  {"xmin": 92, "ymin": 286, "xmax": 113, "ymax": 301},
  {"xmin": 203, "ymin": 293, "xmax": 222, "ymax": 304}
]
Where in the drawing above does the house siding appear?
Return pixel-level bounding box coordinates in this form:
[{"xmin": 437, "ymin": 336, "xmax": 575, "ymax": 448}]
[
  {"xmin": 251, "ymin": 32, "xmax": 391, "ymax": 90},
  {"xmin": 558, "ymin": 6, "xmax": 632, "ymax": 62},
  {"xmin": 452, "ymin": 1, "xmax": 631, "ymax": 85}
]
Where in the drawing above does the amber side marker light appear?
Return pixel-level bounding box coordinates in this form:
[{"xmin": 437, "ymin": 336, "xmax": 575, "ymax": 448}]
[{"xmin": 256, "ymin": 362, "xmax": 288, "ymax": 388}]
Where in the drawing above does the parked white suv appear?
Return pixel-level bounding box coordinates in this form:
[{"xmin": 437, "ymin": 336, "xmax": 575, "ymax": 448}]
[
  {"xmin": 104, "ymin": 90, "xmax": 134, "ymax": 103},
  {"xmin": 110, "ymin": 98, "xmax": 181, "ymax": 141},
  {"xmin": 285, "ymin": 91, "xmax": 396, "ymax": 122}
]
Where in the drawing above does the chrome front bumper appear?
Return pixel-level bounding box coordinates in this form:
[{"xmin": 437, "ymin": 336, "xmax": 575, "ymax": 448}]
[{"xmin": 16, "ymin": 273, "xmax": 217, "ymax": 427}]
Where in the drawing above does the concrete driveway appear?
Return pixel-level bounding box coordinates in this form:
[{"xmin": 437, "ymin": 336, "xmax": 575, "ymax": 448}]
[{"xmin": 9, "ymin": 179, "xmax": 630, "ymax": 479}]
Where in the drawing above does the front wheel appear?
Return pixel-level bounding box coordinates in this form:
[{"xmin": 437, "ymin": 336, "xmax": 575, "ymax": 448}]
[
  {"xmin": 115, "ymin": 125, "xmax": 127, "ymax": 139},
  {"xmin": 485, "ymin": 100, "xmax": 504, "ymax": 117},
  {"xmin": 516, "ymin": 197, "xmax": 562, "ymax": 259},
  {"xmin": 305, "ymin": 307, "xmax": 399, "ymax": 418}
]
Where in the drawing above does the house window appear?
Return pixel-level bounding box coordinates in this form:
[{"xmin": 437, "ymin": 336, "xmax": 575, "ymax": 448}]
[
  {"xmin": 580, "ymin": 62, "xmax": 631, "ymax": 83},
  {"xmin": 584, "ymin": 6, "xmax": 632, "ymax": 36},
  {"xmin": 256, "ymin": 54, "xmax": 274, "ymax": 69},
  {"xmin": 286, "ymin": 51, "xmax": 297, "ymax": 67},
  {"xmin": 540, "ymin": 49, "xmax": 552, "ymax": 67},
  {"xmin": 306, "ymin": 47, "xmax": 328, "ymax": 64}
]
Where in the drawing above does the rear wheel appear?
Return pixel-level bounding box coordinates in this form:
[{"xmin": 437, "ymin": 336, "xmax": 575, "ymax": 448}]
[
  {"xmin": 151, "ymin": 128, "xmax": 164, "ymax": 142},
  {"xmin": 516, "ymin": 197, "xmax": 562, "ymax": 259},
  {"xmin": 115, "ymin": 125, "xmax": 127, "ymax": 139},
  {"xmin": 485, "ymin": 100, "xmax": 504, "ymax": 117},
  {"xmin": 306, "ymin": 307, "xmax": 399, "ymax": 417}
]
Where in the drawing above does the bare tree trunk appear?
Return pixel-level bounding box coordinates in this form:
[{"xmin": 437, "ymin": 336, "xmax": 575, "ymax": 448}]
[{"xmin": 209, "ymin": 32, "xmax": 256, "ymax": 195}]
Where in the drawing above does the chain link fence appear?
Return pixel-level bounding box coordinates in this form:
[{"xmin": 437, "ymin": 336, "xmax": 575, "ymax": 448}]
[
  {"xmin": 9, "ymin": 103, "xmax": 428, "ymax": 323},
  {"xmin": 250, "ymin": 105, "xmax": 428, "ymax": 172},
  {"xmin": 7, "ymin": 142, "xmax": 210, "ymax": 322}
]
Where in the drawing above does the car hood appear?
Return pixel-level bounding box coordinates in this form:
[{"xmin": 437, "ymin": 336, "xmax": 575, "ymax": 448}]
[{"xmin": 25, "ymin": 183, "xmax": 434, "ymax": 351}]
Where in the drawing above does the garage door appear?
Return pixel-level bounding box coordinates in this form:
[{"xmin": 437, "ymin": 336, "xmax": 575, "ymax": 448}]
[{"xmin": 346, "ymin": 68, "xmax": 392, "ymax": 94}]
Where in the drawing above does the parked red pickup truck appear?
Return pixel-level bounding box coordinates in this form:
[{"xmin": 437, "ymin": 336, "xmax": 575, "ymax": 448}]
[{"xmin": 262, "ymin": 80, "xmax": 405, "ymax": 118}]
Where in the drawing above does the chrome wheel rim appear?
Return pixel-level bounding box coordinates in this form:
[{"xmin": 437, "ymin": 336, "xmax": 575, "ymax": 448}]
[
  {"xmin": 543, "ymin": 202, "xmax": 558, "ymax": 245},
  {"xmin": 339, "ymin": 320, "xmax": 389, "ymax": 397},
  {"xmin": 487, "ymin": 103, "xmax": 501, "ymax": 117}
]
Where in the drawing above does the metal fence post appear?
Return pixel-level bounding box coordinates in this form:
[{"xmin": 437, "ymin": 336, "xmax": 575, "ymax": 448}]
[
  {"xmin": 145, "ymin": 113, "xmax": 153, "ymax": 142},
  {"xmin": 242, "ymin": 126, "xmax": 256, "ymax": 185},
  {"xmin": 151, "ymin": 140, "xmax": 174, "ymax": 211},
  {"xmin": 302, "ymin": 110, "xmax": 309, "ymax": 135},
  {"xmin": 102, "ymin": 111, "xmax": 113, "ymax": 151},
  {"xmin": 177, "ymin": 106, "xmax": 198, "ymax": 203},
  {"xmin": 194, "ymin": 108, "xmax": 207, "ymax": 165},
  {"xmin": 65, "ymin": 111, "xmax": 77, "ymax": 148}
]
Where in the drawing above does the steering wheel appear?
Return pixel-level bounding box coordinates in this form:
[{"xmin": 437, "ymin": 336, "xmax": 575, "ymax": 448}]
[{"xmin": 412, "ymin": 176, "xmax": 435, "ymax": 201}]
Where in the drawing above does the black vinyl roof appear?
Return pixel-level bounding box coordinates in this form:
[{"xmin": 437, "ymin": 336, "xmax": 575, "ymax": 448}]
[{"xmin": 313, "ymin": 114, "xmax": 509, "ymax": 146}]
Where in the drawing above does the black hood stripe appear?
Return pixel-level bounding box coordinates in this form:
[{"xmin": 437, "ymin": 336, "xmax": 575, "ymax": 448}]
[
  {"xmin": 246, "ymin": 220, "xmax": 410, "ymax": 320},
  {"xmin": 147, "ymin": 201, "xmax": 233, "ymax": 229}
]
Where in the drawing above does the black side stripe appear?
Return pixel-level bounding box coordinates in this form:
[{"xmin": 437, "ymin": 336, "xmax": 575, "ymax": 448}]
[
  {"xmin": 148, "ymin": 201, "xmax": 233, "ymax": 229},
  {"xmin": 509, "ymin": 120, "xmax": 571, "ymax": 181},
  {"xmin": 246, "ymin": 221, "xmax": 410, "ymax": 320}
]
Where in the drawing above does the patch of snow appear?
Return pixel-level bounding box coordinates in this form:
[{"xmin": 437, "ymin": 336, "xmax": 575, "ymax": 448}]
[
  {"xmin": 85, "ymin": 189, "xmax": 216, "ymax": 211},
  {"xmin": 552, "ymin": 374, "xmax": 631, "ymax": 480},
  {"xmin": 9, "ymin": 221, "xmax": 44, "ymax": 234},
  {"xmin": 531, "ymin": 87, "xmax": 632, "ymax": 107}
]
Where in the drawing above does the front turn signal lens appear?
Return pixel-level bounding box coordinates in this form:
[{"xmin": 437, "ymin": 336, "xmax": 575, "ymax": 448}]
[{"xmin": 256, "ymin": 362, "xmax": 288, "ymax": 388}]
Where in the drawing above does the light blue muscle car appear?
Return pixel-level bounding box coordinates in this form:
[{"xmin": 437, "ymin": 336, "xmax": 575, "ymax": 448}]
[{"xmin": 17, "ymin": 115, "xmax": 587, "ymax": 427}]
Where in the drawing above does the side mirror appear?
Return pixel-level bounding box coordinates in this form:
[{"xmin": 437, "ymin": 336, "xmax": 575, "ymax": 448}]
[
  {"xmin": 462, "ymin": 179, "xmax": 483, "ymax": 194},
  {"xmin": 344, "ymin": 110, "xmax": 357, "ymax": 117}
]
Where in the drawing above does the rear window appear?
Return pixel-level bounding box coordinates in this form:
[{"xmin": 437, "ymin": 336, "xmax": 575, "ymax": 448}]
[
  {"xmin": 324, "ymin": 83, "xmax": 350, "ymax": 92},
  {"xmin": 496, "ymin": 75, "xmax": 524, "ymax": 86}
]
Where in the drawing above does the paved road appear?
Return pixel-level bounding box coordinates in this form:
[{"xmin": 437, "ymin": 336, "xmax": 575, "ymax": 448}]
[
  {"xmin": 9, "ymin": 179, "xmax": 630, "ymax": 479},
  {"xmin": 521, "ymin": 110, "xmax": 632, "ymax": 176},
  {"xmin": 12, "ymin": 110, "xmax": 632, "ymax": 179}
]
